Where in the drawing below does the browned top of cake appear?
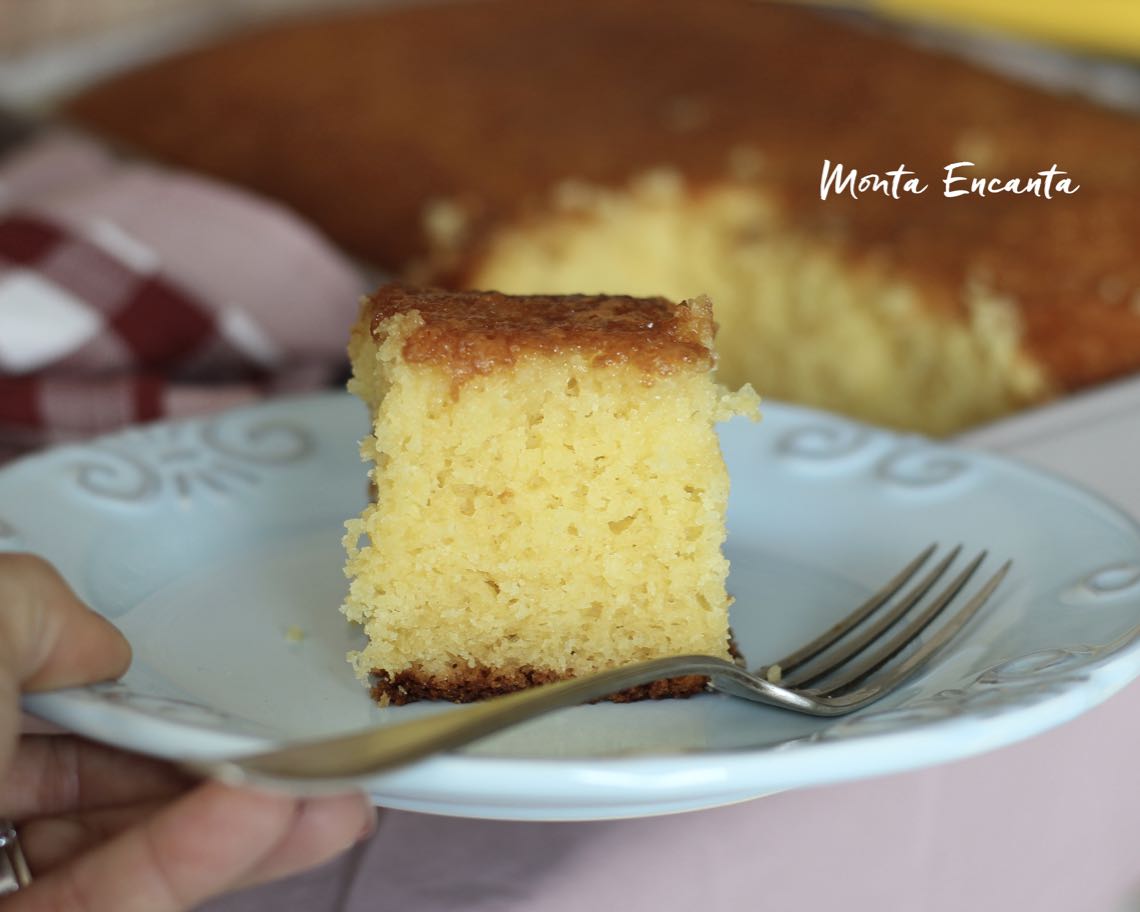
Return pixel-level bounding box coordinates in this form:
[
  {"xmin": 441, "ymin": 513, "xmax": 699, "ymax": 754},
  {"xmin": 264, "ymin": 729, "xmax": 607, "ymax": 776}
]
[
  {"xmin": 366, "ymin": 284, "xmax": 714, "ymax": 387},
  {"xmin": 66, "ymin": 0, "xmax": 1140, "ymax": 390}
]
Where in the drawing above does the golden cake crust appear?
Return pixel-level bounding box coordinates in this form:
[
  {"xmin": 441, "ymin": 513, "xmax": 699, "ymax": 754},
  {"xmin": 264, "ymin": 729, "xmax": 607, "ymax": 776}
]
[
  {"xmin": 66, "ymin": 0, "xmax": 1140, "ymax": 395},
  {"xmin": 365, "ymin": 284, "xmax": 715, "ymax": 387}
]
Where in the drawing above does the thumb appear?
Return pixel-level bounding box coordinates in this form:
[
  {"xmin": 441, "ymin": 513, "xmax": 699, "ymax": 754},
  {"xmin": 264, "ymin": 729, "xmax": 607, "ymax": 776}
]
[{"xmin": 0, "ymin": 553, "xmax": 130, "ymax": 692}]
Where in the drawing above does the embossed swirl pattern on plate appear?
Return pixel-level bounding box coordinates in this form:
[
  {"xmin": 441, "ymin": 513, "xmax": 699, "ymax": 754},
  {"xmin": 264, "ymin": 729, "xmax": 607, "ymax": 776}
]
[
  {"xmin": 775, "ymin": 422, "xmax": 875, "ymax": 462},
  {"xmin": 813, "ymin": 643, "xmax": 1119, "ymax": 741},
  {"xmin": 1057, "ymin": 563, "xmax": 1140, "ymax": 607},
  {"xmin": 775, "ymin": 421, "xmax": 971, "ymax": 490},
  {"xmin": 78, "ymin": 683, "xmax": 273, "ymax": 734},
  {"xmin": 813, "ymin": 676, "xmax": 1085, "ymax": 740},
  {"xmin": 976, "ymin": 645, "xmax": 1108, "ymax": 684},
  {"xmin": 0, "ymin": 517, "xmax": 20, "ymax": 545},
  {"xmin": 71, "ymin": 416, "xmax": 315, "ymax": 504},
  {"xmin": 874, "ymin": 444, "xmax": 971, "ymax": 488}
]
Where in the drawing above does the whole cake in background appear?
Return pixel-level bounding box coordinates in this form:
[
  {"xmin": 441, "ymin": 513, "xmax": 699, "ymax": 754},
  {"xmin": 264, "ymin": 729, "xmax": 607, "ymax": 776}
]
[
  {"xmin": 343, "ymin": 284, "xmax": 758, "ymax": 704},
  {"xmin": 66, "ymin": 0, "xmax": 1140, "ymax": 434}
]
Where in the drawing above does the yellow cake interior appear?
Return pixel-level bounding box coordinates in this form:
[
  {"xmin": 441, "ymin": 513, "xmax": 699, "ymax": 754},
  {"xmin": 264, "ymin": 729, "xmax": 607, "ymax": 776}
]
[
  {"xmin": 440, "ymin": 173, "xmax": 1051, "ymax": 436},
  {"xmin": 342, "ymin": 294, "xmax": 758, "ymax": 703}
]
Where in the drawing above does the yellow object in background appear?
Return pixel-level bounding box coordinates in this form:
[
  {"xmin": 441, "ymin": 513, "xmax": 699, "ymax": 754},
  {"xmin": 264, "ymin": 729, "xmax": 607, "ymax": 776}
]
[{"xmin": 797, "ymin": 0, "xmax": 1140, "ymax": 57}]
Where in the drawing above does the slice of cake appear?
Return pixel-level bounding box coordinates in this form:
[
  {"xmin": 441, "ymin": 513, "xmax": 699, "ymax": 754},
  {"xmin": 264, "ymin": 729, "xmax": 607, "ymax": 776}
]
[{"xmin": 342, "ymin": 284, "xmax": 758, "ymax": 705}]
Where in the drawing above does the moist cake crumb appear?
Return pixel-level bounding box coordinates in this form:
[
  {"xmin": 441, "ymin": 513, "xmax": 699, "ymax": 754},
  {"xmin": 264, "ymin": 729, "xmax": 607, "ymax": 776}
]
[{"xmin": 341, "ymin": 284, "xmax": 758, "ymax": 703}]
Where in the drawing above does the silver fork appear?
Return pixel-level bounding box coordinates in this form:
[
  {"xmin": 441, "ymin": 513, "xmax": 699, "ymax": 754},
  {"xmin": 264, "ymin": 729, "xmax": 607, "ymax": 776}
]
[{"xmin": 194, "ymin": 544, "xmax": 1009, "ymax": 790}]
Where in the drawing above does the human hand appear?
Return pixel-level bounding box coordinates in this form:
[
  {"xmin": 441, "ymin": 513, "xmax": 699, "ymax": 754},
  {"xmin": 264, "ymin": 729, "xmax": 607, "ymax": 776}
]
[{"xmin": 0, "ymin": 553, "xmax": 376, "ymax": 911}]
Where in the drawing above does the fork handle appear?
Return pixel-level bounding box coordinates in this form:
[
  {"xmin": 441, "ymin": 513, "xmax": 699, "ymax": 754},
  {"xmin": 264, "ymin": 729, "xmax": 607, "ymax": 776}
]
[{"xmin": 192, "ymin": 655, "xmax": 774, "ymax": 790}]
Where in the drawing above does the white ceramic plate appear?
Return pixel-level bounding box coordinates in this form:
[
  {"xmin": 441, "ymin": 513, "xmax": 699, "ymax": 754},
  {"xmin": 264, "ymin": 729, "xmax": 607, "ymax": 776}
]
[{"xmin": 12, "ymin": 392, "xmax": 1140, "ymax": 820}]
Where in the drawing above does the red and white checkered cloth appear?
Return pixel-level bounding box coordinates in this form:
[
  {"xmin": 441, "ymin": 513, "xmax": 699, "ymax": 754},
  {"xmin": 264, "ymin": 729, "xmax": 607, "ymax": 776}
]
[{"xmin": 0, "ymin": 129, "xmax": 364, "ymax": 462}]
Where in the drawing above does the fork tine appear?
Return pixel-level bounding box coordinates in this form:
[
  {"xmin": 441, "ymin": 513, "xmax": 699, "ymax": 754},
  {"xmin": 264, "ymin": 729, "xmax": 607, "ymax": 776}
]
[
  {"xmin": 776, "ymin": 544, "xmax": 959, "ymax": 688},
  {"xmin": 846, "ymin": 559, "xmax": 1013, "ymax": 699},
  {"xmin": 812, "ymin": 550, "xmax": 995, "ymax": 695},
  {"xmin": 769, "ymin": 543, "xmax": 938, "ymax": 677}
]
